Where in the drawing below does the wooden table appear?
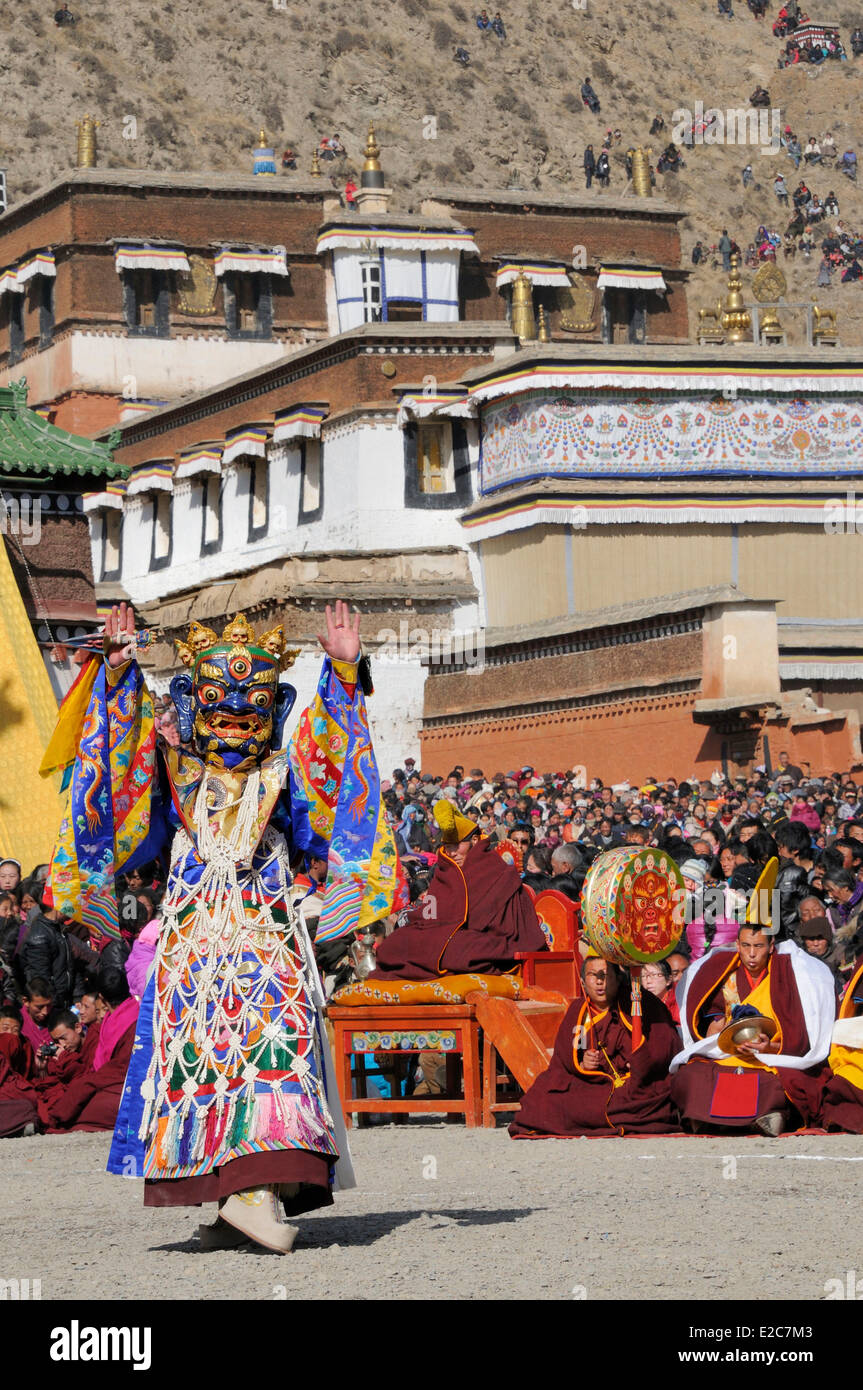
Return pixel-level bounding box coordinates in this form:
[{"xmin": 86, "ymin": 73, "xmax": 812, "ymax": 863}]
[{"xmin": 327, "ymin": 1002, "xmax": 482, "ymax": 1128}]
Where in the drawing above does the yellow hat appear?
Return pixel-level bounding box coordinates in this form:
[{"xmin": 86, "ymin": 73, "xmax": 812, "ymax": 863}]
[
  {"xmin": 745, "ymin": 856, "xmax": 779, "ymax": 927},
  {"xmin": 434, "ymin": 799, "xmax": 479, "ymax": 845}
]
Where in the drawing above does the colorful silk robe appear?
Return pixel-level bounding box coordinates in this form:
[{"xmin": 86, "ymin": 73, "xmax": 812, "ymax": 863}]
[{"xmin": 50, "ymin": 652, "xmax": 402, "ymax": 1194}]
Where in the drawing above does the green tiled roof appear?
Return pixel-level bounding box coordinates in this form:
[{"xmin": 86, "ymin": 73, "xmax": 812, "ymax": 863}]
[{"xmin": 0, "ymin": 379, "xmax": 124, "ymax": 478}]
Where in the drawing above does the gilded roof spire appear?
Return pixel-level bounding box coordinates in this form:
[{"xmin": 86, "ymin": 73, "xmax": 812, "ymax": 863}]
[{"xmin": 363, "ymin": 122, "xmax": 381, "ymax": 175}]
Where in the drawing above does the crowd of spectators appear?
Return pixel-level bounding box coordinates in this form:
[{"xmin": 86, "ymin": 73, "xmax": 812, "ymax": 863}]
[
  {"xmin": 382, "ymin": 755, "xmax": 863, "ymax": 1000},
  {"xmin": 0, "ymin": 856, "xmax": 154, "ymax": 1139},
  {"xmin": 4, "ymin": 745, "xmax": 863, "ymax": 1135}
]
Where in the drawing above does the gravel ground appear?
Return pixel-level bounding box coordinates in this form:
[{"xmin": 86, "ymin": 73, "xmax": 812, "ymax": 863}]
[{"xmin": 1, "ymin": 1125, "xmax": 861, "ymax": 1301}]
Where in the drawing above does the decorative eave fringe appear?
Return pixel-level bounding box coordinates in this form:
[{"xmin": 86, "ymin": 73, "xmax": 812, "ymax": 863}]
[
  {"xmin": 469, "ymin": 370, "xmax": 863, "ymax": 403},
  {"xmin": 463, "ymin": 503, "xmax": 832, "ymax": 540}
]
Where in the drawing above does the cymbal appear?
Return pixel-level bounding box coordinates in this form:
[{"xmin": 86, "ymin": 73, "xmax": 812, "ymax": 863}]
[{"xmin": 717, "ymin": 1013, "xmax": 778, "ymax": 1056}]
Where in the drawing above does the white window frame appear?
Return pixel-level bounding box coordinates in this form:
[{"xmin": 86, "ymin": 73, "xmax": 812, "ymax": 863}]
[{"xmin": 360, "ymin": 259, "xmax": 382, "ymax": 323}]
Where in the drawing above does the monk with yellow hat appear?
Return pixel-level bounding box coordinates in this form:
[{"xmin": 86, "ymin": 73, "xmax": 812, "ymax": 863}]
[
  {"xmin": 669, "ymin": 862, "xmax": 835, "ymax": 1136},
  {"xmin": 369, "ymin": 799, "xmax": 547, "ymax": 980}
]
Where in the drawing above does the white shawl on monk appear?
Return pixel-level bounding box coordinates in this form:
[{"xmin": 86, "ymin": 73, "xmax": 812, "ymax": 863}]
[{"xmin": 669, "ymin": 941, "xmax": 835, "ymax": 1074}]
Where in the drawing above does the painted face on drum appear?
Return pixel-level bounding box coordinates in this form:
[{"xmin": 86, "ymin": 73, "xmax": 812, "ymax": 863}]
[{"xmin": 624, "ymin": 868, "xmax": 676, "ymax": 955}]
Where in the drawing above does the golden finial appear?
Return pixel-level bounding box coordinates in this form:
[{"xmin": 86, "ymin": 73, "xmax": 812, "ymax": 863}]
[
  {"xmin": 258, "ymin": 129, "xmax": 267, "ymax": 148},
  {"xmin": 76, "ymin": 114, "xmax": 99, "ymax": 169},
  {"xmin": 631, "ymin": 148, "xmax": 652, "ymax": 197},
  {"xmin": 362, "ymin": 122, "xmax": 381, "ymax": 175},
  {"xmin": 537, "ymin": 304, "xmax": 550, "ymax": 342},
  {"xmin": 310, "ymin": 148, "xmax": 322, "ymax": 177},
  {"xmin": 721, "ymin": 252, "xmax": 752, "ymax": 343},
  {"xmin": 510, "ymin": 271, "xmax": 536, "ymax": 343}
]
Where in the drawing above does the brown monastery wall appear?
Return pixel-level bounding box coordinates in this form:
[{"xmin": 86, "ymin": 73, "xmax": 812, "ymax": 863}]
[
  {"xmin": 424, "ymin": 629, "xmax": 703, "ymax": 717},
  {"xmin": 420, "ymin": 690, "xmax": 722, "ymax": 782},
  {"xmin": 113, "ymin": 343, "xmax": 497, "ymax": 467}
]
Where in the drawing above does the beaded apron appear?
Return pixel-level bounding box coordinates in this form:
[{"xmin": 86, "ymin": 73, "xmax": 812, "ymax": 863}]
[{"xmin": 136, "ymin": 762, "xmax": 341, "ymax": 1182}]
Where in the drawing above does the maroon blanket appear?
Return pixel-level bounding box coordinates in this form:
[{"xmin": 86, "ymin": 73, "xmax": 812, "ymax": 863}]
[
  {"xmin": 821, "ymin": 1074, "xmax": 863, "ymax": 1132},
  {"xmin": 370, "ymin": 835, "xmax": 547, "ymax": 980},
  {"xmin": 510, "ymin": 990, "xmax": 680, "ymax": 1137}
]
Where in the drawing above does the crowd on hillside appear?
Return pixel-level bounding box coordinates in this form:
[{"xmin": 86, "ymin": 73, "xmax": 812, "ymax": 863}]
[{"xmin": 564, "ymin": 4, "xmax": 863, "ymax": 296}]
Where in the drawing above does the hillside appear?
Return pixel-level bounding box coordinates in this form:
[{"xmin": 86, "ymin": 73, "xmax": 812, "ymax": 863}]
[{"xmin": 2, "ymin": 0, "xmax": 863, "ymax": 341}]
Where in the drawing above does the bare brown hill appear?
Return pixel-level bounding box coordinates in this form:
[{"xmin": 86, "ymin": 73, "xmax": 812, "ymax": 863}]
[{"xmin": 2, "ymin": 0, "xmax": 863, "ymax": 340}]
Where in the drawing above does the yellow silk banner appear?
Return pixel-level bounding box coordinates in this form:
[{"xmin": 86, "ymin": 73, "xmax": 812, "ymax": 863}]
[{"xmin": 0, "ymin": 536, "xmax": 62, "ymax": 868}]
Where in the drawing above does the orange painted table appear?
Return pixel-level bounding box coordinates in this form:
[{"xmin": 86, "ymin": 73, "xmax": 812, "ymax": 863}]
[{"xmin": 327, "ymin": 1003, "xmax": 482, "ymax": 1128}]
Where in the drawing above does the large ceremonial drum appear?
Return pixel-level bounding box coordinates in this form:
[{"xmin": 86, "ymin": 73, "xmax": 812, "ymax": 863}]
[{"xmin": 580, "ymin": 846, "xmax": 685, "ymax": 966}]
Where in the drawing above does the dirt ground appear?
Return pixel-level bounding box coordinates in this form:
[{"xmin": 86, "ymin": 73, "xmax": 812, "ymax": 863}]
[{"xmin": 1, "ymin": 1123, "xmax": 860, "ymax": 1301}]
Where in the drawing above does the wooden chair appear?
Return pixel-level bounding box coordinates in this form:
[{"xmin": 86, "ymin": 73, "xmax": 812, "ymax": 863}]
[
  {"xmin": 515, "ymin": 888, "xmax": 582, "ymax": 997},
  {"xmin": 327, "ymin": 1002, "xmax": 482, "ymax": 1128},
  {"xmin": 477, "ymin": 992, "xmax": 569, "ymax": 1128},
  {"xmin": 481, "ymin": 890, "xmax": 583, "ymax": 1126}
]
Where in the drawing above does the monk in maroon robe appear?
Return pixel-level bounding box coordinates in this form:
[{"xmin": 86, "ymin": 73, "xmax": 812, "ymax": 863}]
[
  {"xmin": 30, "ymin": 1009, "xmax": 101, "ymax": 1110},
  {"xmin": 371, "ymin": 811, "xmax": 546, "ymax": 981},
  {"xmin": 808, "ymin": 959, "xmax": 863, "ymax": 1132},
  {"xmin": 670, "ymin": 928, "xmax": 835, "ymax": 1135},
  {"xmin": 47, "ymin": 993, "xmax": 138, "ymax": 1134},
  {"xmin": 0, "ymin": 1019, "xmax": 39, "ymax": 1137},
  {"xmin": 510, "ymin": 958, "xmax": 680, "ymax": 1137}
]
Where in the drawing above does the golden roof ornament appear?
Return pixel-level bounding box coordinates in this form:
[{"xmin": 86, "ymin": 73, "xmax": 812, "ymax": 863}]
[
  {"xmin": 632, "ymin": 148, "xmax": 651, "ymax": 198},
  {"xmin": 759, "ymin": 304, "xmax": 784, "ymax": 344},
  {"xmin": 537, "ymin": 304, "xmax": 550, "ymax": 342},
  {"xmin": 721, "ymin": 253, "xmax": 752, "ymax": 343},
  {"xmin": 76, "ymin": 114, "xmax": 99, "ymax": 169},
  {"xmin": 363, "ymin": 123, "xmax": 381, "ymax": 174},
  {"xmin": 559, "ymin": 272, "xmax": 597, "ymax": 334},
  {"xmin": 752, "ymin": 262, "xmax": 787, "ymax": 304},
  {"xmin": 310, "ymin": 148, "xmax": 322, "ymax": 177},
  {"xmin": 361, "ymin": 121, "xmax": 385, "ymax": 191},
  {"xmin": 812, "ymin": 298, "xmax": 838, "ymax": 341},
  {"xmin": 252, "ymin": 128, "xmax": 277, "ymax": 177},
  {"xmin": 510, "ymin": 271, "xmax": 536, "ymax": 343}
]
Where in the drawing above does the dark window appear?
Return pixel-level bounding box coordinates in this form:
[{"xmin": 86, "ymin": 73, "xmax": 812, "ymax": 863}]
[
  {"xmin": 298, "ymin": 439, "xmax": 323, "ymax": 525},
  {"xmin": 8, "ymin": 292, "xmax": 24, "ymax": 365},
  {"xmin": 601, "ymin": 287, "xmax": 646, "ymax": 345},
  {"xmin": 38, "ymin": 277, "xmax": 55, "ymax": 349},
  {"xmin": 149, "ymin": 492, "xmax": 172, "ymax": 570},
  {"xmin": 247, "ymin": 457, "xmax": 269, "ymax": 540},
  {"xmin": 404, "ymin": 420, "xmax": 472, "ymax": 510},
  {"xmin": 385, "ymin": 300, "xmax": 423, "ymax": 323},
  {"xmin": 199, "ymin": 472, "xmax": 222, "ymax": 556},
  {"xmin": 100, "ymin": 509, "xmax": 123, "ymax": 582},
  {"xmin": 123, "ymin": 270, "xmax": 171, "ymax": 337},
  {"xmin": 630, "ymin": 289, "xmax": 647, "ymax": 344},
  {"xmin": 224, "ymin": 273, "xmax": 273, "ymax": 340}
]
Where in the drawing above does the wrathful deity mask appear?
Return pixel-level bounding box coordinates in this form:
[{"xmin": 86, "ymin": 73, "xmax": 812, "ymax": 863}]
[
  {"xmin": 170, "ymin": 614, "xmax": 300, "ymax": 767},
  {"xmin": 621, "ymin": 867, "xmax": 679, "ymax": 958}
]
